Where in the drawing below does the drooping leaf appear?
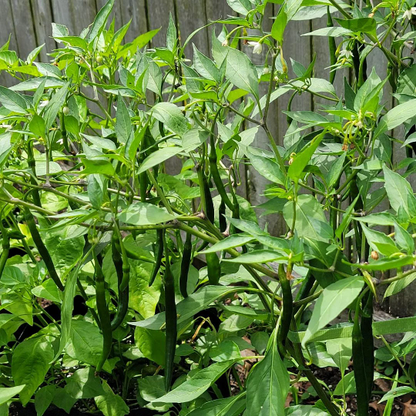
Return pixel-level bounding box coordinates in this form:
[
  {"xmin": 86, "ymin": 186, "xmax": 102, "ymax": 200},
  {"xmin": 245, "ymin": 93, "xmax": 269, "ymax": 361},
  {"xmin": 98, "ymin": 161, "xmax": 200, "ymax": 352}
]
[
  {"xmin": 151, "ymin": 102, "xmax": 188, "ymax": 136},
  {"xmin": 154, "ymin": 360, "xmax": 235, "ymax": 403},
  {"xmin": 302, "ymin": 276, "xmax": 364, "ymax": 346},
  {"xmin": 12, "ymin": 335, "xmax": 54, "ymax": 405},
  {"xmin": 95, "ymin": 381, "xmax": 129, "ymax": 416},
  {"xmin": 225, "ymin": 47, "xmax": 259, "ymax": 99},
  {"xmin": 246, "ymin": 330, "xmax": 290, "ymax": 415},
  {"xmin": 119, "ymin": 202, "xmax": 175, "ymax": 225}
]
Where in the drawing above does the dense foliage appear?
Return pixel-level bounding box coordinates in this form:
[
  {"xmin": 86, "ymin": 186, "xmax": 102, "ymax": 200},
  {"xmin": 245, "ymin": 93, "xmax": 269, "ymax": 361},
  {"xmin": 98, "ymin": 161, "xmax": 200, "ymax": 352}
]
[{"xmin": 1, "ymin": 0, "xmax": 416, "ymax": 414}]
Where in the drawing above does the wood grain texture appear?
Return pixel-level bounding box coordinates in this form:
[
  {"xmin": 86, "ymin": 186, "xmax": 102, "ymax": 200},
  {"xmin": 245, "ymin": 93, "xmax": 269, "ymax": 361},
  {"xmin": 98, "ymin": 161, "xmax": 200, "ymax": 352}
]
[
  {"xmin": 145, "ymin": 0, "xmax": 175, "ymax": 47},
  {"xmin": 31, "ymin": 0, "xmax": 56, "ymax": 62},
  {"xmin": 119, "ymin": 0, "xmax": 148, "ymax": 42},
  {"xmin": 9, "ymin": 0, "xmax": 37, "ymax": 60},
  {"xmin": 176, "ymin": 0, "xmax": 209, "ymax": 56}
]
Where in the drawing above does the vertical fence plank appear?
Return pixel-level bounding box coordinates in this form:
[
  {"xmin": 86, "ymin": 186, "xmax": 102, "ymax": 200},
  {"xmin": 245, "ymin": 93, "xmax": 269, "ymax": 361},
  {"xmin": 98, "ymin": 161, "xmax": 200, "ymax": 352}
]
[
  {"xmin": 51, "ymin": 0, "xmax": 97, "ymax": 35},
  {"xmin": 119, "ymin": 0, "xmax": 148, "ymax": 42},
  {"xmin": 10, "ymin": 0, "xmax": 37, "ymax": 60},
  {"xmin": 276, "ymin": 20, "xmax": 313, "ymax": 135},
  {"xmin": 31, "ymin": 0, "xmax": 56, "ymax": 62},
  {"xmin": 0, "ymin": 0, "xmax": 18, "ymax": 86},
  {"xmin": 176, "ymin": 0, "xmax": 209, "ymax": 56},
  {"xmin": 145, "ymin": 0, "xmax": 175, "ymax": 47}
]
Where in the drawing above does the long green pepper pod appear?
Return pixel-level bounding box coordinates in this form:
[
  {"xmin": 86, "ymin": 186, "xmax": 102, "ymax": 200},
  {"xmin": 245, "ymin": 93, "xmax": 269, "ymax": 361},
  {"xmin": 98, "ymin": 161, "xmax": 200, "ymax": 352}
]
[
  {"xmin": 277, "ymin": 263, "xmax": 293, "ymax": 356},
  {"xmin": 110, "ymin": 230, "xmax": 130, "ymax": 331},
  {"xmin": 352, "ymin": 292, "xmax": 374, "ymax": 416},
  {"xmin": 24, "ymin": 208, "xmax": 64, "ymax": 291},
  {"xmin": 0, "ymin": 222, "xmax": 10, "ymax": 280},
  {"xmin": 94, "ymin": 252, "xmax": 112, "ymax": 372},
  {"xmin": 180, "ymin": 232, "xmax": 192, "ymax": 298},
  {"xmin": 149, "ymin": 229, "xmax": 164, "ymax": 286},
  {"xmin": 164, "ymin": 238, "xmax": 177, "ymax": 391}
]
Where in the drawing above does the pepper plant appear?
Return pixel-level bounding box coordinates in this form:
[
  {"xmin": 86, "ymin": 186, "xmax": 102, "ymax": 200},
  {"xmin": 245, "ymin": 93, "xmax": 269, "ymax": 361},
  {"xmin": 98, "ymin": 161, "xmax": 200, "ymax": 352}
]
[{"xmin": 1, "ymin": 0, "xmax": 416, "ymax": 414}]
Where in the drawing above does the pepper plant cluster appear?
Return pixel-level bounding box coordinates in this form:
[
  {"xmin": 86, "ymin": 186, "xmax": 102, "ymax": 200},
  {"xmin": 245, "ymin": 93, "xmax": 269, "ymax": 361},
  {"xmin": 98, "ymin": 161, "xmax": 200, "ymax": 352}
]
[{"xmin": 0, "ymin": 0, "xmax": 416, "ymax": 415}]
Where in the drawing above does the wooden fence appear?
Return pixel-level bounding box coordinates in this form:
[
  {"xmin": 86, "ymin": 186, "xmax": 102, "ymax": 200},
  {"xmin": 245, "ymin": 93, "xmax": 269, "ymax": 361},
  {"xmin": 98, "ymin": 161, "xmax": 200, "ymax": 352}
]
[{"xmin": 0, "ymin": 0, "xmax": 410, "ymax": 316}]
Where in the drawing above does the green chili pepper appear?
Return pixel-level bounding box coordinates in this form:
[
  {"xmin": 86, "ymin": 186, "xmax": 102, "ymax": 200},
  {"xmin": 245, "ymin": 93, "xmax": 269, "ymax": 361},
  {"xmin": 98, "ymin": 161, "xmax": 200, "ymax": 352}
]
[
  {"xmin": 94, "ymin": 252, "xmax": 112, "ymax": 372},
  {"xmin": 219, "ymin": 200, "xmax": 226, "ymax": 233},
  {"xmin": 180, "ymin": 233, "xmax": 192, "ymax": 298},
  {"xmin": 24, "ymin": 208, "xmax": 64, "ymax": 291},
  {"xmin": 139, "ymin": 172, "xmax": 148, "ymax": 202},
  {"xmin": 327, "ymin": 8, "xmax": 337, "ymax": 84},
  {"xmin": 196, "ymin": 163, "xmax": 214, "ymax": 222},
  {"xmin": 352, "ymin": 292, "xmax": 374, "ymax": 416},
  {"xmin": 0, "ymin": 223, "xmax": 10, "ymax": 280},
  {"xmin": 209, "ymin": 109, "xmax": 234, "ymax": 211},
  {"xmin": 277, "ymin": 263, "xmax": 293, "ymax": 356},
  {"xmin": 27, "ymin": 141, "xmax": 42, "ymax": 208},
  {"xmin": 149, "ymin": 229, "xmax": 164, "ymax": 286},
  {"xmin": 110, "ymin": 231, "xmax": 129, "ymax": 331},
  {"xmin": 164, "ymin": 239, "xmax": 177, "ymax": 391},
  {"xmin": 206, "ymin": 252, "xmax": 220, "ymax": 285}
]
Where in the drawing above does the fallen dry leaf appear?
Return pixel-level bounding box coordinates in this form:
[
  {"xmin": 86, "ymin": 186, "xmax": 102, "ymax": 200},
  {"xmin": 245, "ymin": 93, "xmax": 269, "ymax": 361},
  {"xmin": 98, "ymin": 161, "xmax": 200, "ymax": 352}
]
[
  {"xmin": 403, "ymin": 399, "xmax": 416, "ymax": 416},
  {"xmin": 374, "ymin": 378, "xmax": 391, "ymax": 392},
  {"xmin": 369, "ymin": 401, "xmax": 385, "ymax": 416}
]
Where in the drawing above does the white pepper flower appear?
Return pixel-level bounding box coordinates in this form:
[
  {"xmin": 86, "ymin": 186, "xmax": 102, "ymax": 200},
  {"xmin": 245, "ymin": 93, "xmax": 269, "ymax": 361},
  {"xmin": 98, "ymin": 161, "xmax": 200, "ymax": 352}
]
[
  {"xmin": 404, "ymin": 7, "xmax": 416, "ymax": 20},
  {"xmin": 248, "ymin": 41, "xmax": 263, "ymax": 55}
]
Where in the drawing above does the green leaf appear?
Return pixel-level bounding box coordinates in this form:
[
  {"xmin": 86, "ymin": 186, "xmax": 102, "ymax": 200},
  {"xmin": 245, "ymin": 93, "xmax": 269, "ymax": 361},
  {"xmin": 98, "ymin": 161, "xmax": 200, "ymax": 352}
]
[
  {"xmin": 86, "ymin": 0, "xmax": 115, "ymax": 42},
  {"xmin": 119, "ymin": 202, "xmax": 175, "ymax": 225},
  {"xmin": 246, "ymin": 330, "xmax": 290, "ymax": 415},
  {"xmin": 138, "ymin": 375, "xmax": 167, "ymax": 402},
  {"xmin": 135, "ymin": 327, "xmax": 166, "ymax": 366},
  {"xmin": 66, "ymin": 320, "xmax": 110, "ymax": 370},
  {"xmin": 271, "ymin": 9, "xmax": 288, "ymax": 43},
  {"xmin": 285, "ymin": 0, "xmax": 303, "ymax": 20},
  {"xmin": 225, "ymin": 47, "xmax": 259, "ymax": 99},
  {"xmin": 223, "ymin": 250, "xmax": 285, "ymax": 264},
  {"xmin": 0, "ymin": 86, "xmax": 27, "ymax": 113},
  {"xmin": 35, "ymin": 385, "xmax": 56, "ymax": 416},
  {"xmin": 288, "ymin": 131, "xmax": 324, "ymax": 182},
  {"xmin": 383, "ymin": 165, "xmax": 416, "ymax": 220},
  {"xmin": 302, "ymin": 276, "xmax": 364, "ymax": 346},
  {"xmin": 12, "ymin": 335, "xmax": 54, "ymax": 405},
  {"xmin": 137, "ymin": 146, "xmax": 183, "ymax": 174},
  {"xmin": 154, "ymin": 360, "xmax": 235, "ymax": 403},
  {"xmin": 129, "ymin": 259, "xmax": 161, "ymax": 318},
  {"xmin": 326, "ymin": 338, "xmax": 352, "ymax": 374},
  {"xmin": 115, "ymin": 94, "xmax": 132, "ymax": 144},
  {"xmin": 336, "ymin": 17, "xmax": 376, "ymax": 36},
  {"xmin": 187, "ymin": 392, "xmax": 246, "ymax": 416},
  {"xmin": 375, "ymin": 99, "xmax": 416, "ymax": 137},
  {"xmin": 151, "ymin": 102, "xmax": 188, "ymax": 136},
  {"xmin": 193, "ymin": 44, "xmax": 220, "ymax": 83},
  {"xmin": 283, "ymin": 194, "xmax": 333, "ymax": 242},
  {"xmin": 226, "ymin": 0, "xmax": 253, "ymax": 15},
  {"xmin": 0, "ymin": 132, "xmax": 12, "ymax": 169},
  {"xmin": 200, "ymin": 235, "xmax": 254, "ymax": 254},
  {"xmin": 379, "ymin": 386, "xmax": 414, "ymax": 403},
  {"xmin": 95, "ymin": 380, "xmax": 129, "ymax": 416},
  {"xmin": 31, "ymin": 279, "xmax": 63, "ymax": 303},
  {"xmin": 0, "ymin": 385, "xmax": 25, "ymax": 406},
  {"xmin": 82, "ymin": 158, "xmax": 115, "ymax": 176},
  {"xmin": 65, "ymin": 367, "xmax": 104, "ymax": 399},
  {"xmin": 131, "ymin": 285, "xmax": 235, "ymax": 330},
  {"xmin": 384, "ymin": 271, "xmax": 416, "ymax": 298},
  {"xmin": 29, "ymin": 114, "xmax": 46, "ymax": 137},
  {"xmin": 43, "ymin": 83, "xmax": 69, "ymax": 130},
  {"xmin": 361, "ymin": 224, "xmax": 400, "ymax": 257},
  {"xmin": 303, "ymin": 27, "xmax": 353, "ymax": 37},
  {"xmin": 333, "ymin": 371, "xmax": 356, "ymax": 395},
  {"xmin": 247, "ymin": 150, "xmax": 286, "ymax": 185}
]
